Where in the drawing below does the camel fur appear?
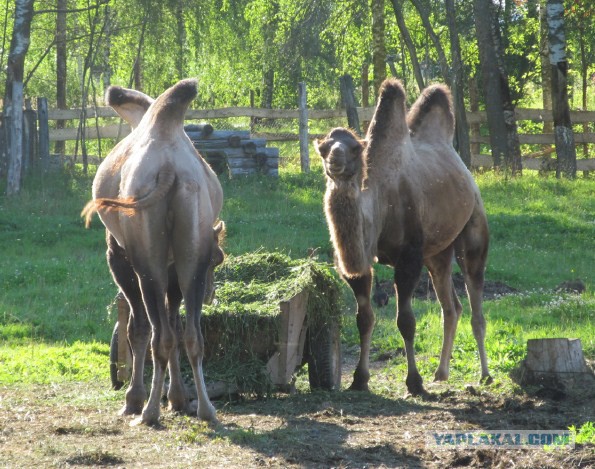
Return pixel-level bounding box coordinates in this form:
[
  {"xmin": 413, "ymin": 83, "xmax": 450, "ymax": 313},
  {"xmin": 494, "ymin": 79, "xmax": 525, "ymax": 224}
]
[
  {"xmin": 82, "ymin": 79, "xmax": 224, "ymax": 425},
  {"xmin": 315, "ymin": 78, "xmax": 491, "ymax": 395}
]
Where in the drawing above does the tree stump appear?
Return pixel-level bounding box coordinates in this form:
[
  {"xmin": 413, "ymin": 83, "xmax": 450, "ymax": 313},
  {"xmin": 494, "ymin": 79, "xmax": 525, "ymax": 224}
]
[{"xmin": 518, "ymin": 338, "xmax": 595, "ymax": 397}]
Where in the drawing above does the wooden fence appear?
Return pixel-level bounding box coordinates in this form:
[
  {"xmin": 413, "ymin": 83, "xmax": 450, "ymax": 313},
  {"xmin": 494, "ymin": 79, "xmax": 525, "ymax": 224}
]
[{"xmin": 3, "ymin": 100, "xmax": 595, "ymax": 173}]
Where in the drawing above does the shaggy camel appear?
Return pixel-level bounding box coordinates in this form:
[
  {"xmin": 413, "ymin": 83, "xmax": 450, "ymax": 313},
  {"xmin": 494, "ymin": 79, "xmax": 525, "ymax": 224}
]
[
  {"xmin": 315, "ymin": 78, "xmax": 491, "ymax": 396},
  {"xmin": 82, "ymin": 79, "xmax": 224, "ymax": 425}
]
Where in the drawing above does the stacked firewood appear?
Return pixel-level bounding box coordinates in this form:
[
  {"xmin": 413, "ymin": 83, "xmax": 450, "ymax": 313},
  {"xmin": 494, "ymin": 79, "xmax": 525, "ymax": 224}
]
[{"xmin": 185, "ymin": 123, "xmax": 279, "ymax": 177}]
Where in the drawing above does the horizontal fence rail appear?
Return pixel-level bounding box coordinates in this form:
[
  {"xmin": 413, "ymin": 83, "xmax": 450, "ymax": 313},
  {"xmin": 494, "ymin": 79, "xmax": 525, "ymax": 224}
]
[{"xmin": 4, "ymin": 102, "xmax": 595, "ymax": 172}]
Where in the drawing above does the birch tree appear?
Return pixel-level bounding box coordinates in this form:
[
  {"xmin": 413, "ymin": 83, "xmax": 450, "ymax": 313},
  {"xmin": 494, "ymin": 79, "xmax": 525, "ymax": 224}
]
[
  {"xmin": 546, "ymin": 0, "xmax": 576, "ymax": 178},
  {"xmin": 4, "ymin": 0, "xmax": 35, "ymax": 195}
]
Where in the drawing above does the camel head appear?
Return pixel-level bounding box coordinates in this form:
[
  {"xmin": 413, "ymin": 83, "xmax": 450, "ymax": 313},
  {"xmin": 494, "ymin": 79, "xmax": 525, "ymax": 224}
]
[
  {"xmin": 204, "ymin": 220, "xmax": 226, "ymax": 305},
  {"xmin": 315, "ymin": 128, "xmax": 366, "ymax": 183}
]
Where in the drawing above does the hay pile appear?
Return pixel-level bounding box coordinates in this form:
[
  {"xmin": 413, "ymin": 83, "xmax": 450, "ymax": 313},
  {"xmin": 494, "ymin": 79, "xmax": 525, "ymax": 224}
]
[{"xmin": 200, "ymin": 251, "xmax": 343, "ymax": 396}]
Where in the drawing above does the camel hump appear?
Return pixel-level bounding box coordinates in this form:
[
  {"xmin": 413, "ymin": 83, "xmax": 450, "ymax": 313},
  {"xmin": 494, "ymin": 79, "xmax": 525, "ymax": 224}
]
[
  {"xmin": 145, "ymin": 79, "xmax": 198, "ymax": 132},
  {"xmin": 407, "ymin": 84, "xmax": 455, "ymax": 143},
  {"xmin": 366, "ymin": 78, "xmax": 408, "ymax": 145},
  {"xmin": 105, "ymin": 86, "xmax": 154, "ymax": 128}
]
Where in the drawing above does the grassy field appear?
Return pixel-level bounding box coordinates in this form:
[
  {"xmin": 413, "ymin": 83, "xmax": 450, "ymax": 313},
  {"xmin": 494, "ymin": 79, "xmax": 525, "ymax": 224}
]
[
  {"xmin": 0, "ymin": 163, "xmax": 593, "ymax": 385},
  {"xmin": 0, "ymin": 162, "xmax": 594, "ymax": 467}
]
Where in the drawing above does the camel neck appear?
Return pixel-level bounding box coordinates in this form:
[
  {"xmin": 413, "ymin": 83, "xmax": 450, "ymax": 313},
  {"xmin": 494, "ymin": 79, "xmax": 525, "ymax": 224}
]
[{"xmin": 325, "ymin": 180, "xmax": 371, "ymax": 278}]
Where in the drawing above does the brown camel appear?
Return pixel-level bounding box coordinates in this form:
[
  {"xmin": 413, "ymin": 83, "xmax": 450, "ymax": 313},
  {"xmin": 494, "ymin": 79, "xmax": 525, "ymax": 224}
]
[
  {"xmin": 315, "ymin": 78, "xmax": 491, "ymax": 395},
  {"xmin": 82, "ymin": 79, "xmax": 224, "ymax": 425}
]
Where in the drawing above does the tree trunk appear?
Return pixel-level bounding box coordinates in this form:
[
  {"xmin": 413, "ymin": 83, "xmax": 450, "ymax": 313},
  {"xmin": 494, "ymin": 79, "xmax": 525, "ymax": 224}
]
[
  {"xmin": 469, "ymin": 76, "xmax": 481, "ymax": 161},
  {"xmin": 371, "ymin": 0, "xmax": 386, "ymax": 99},
  {"xmin": 361, "ymin": 63, "xmax": 370, "ymax": 133},
  {"xmin": 4, "ymin": 0, "xmax": 35, "ymax": 195},
  {"xmin": 546, "ymin": 0, "xmax": 576, "ymax": 178},
  {"xmin": 390, "ymin": 0, "xmax": 424, "ymax": 93},
  {"xmin": 539, "ymin": 1, "xmax": 553, "ymax": 134},
  {"xmin": 409, "ymin": 0, "xmax": 450, "ymax": 84},
  {"xmin": 340, "ymin": 74, "xmax": 361, "ymax": 136},
  {"xmin": 578, "ymin": 26, "xmax": 588, "ymax": 161},
  {"xmin": 55, "ymin": 0, "xmax": 67, "ymax": 157},
  {"xmin": 445, "ymin": 0, "xmax": 471, "ymax": 168},
  {"xmin": 473, "ymin": 0, "xmax": 521, "ymax": 174},
  {"xmin": 175, "ymin": 0, "xmax": 186, "ymax": 81}
]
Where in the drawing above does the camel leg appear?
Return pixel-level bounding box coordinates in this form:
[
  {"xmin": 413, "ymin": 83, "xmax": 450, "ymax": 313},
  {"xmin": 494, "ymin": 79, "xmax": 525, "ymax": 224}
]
[
  {"xmin": 455, "ymin": 207, "xmax": 492, "ymax": 384},
  {"xmin": 394, "ymin": 247, "xmax": 426, "ymax": 396},
  {"xmin": 134, "ymin": 273, "xmax": 172, "ymax": 426},
  {"xmin": 426, "ymin": 247, "xmax": 462, "ymax": 382},
  {"xmin": 106, "ymin": 234, "xmax": 148, "ymax": 416},
  {"xmin": 345, "ymin": 269, "xmax": 374, "ymax": 391},
  {"xmin": 165, "ymin": 266, "xmax": 189, "ymax": 413},
  {"xmin": 180, "ymin": 265, "xmax": 217, "ymax": 423}
]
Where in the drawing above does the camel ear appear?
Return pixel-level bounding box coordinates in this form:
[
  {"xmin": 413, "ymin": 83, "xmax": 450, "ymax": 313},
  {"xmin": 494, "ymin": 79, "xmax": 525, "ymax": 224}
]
[
  {"xmin": 105, "ymin": 86, "xmax": 154, "ymax": 129},
  {"xmin": 214, "ymin": 220, "xmax": 225, "ymax": 237},
  {"xmin": 314, "ymin": 139, "xmax": 331, "ymax": 158}
]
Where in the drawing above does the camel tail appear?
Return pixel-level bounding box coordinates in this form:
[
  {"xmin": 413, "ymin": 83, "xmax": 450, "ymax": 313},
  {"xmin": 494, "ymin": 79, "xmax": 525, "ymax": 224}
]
[
  {"xmin": 81, "ymin": 163, "xmax": 176, "ymax": 228},
  {"xmin": 407, "ymin": 84, "xmax": 455, "ymax": 143}
]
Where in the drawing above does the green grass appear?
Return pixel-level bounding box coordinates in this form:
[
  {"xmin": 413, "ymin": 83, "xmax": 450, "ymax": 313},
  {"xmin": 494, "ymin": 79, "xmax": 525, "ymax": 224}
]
[{"xmin": 0, "ymin": 164, "xmax": 593, "ymax": 387}]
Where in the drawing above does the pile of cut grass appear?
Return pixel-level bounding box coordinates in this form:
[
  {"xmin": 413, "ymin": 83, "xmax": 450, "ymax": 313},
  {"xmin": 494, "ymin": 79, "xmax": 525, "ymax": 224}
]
[{"xmin": 200, "ymin": 251, "xmax": 343, "ymax": 395}]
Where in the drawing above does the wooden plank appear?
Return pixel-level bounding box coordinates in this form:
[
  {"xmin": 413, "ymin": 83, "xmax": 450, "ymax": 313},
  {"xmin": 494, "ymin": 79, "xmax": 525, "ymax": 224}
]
[
  {"xmin": 265, "ymin": 290, "xmax": 309, "ymax": 386},
  {"xmin": 471, "ymin": 154, "xmax": 595, "ymax": 170},
  {"xmin": 50, "ymin": 123, "xmax": 131, "ymax": 141},
  {"xmin": 43, "ymin": 105, "xmax": 595, "ymax": 125},
  {"xmin": 470, "ymin": 133, "xmax": 595, "ymax": 145},
  {"xmin": 466, "ymin": 108, "xmax": 595, "ymax": 124},
  {"xmin": 48, "ymin": 107, "xmax": 118, "ymax": 119}
]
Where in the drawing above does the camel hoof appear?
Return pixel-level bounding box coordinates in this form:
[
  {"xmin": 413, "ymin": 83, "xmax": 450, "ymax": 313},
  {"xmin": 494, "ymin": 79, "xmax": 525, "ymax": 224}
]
[
  {"xmin": 433, "ymin": 370, "xmax": 449, "ymax": 382},
  {"xmin": 405, "ymin": 373, "xmax": 425, "ymax": 396},
  {"xmin": 168, "ymin": 400, "xmax": 190, "ymax": 415},
  {"xmin": 129, "ymin": 415, "xmax": 161, "ymax": 428},
  {"xmin": 480, "ymin": 374, "xmax": 494, "ymax": 385},
  {"xmin": 119, "ymin": 404, "xmax": 142, "ymax": 417},
  {"xmin": 198, "ymin": 403, "xmax": 217, "ymax": 423},
  {"xmin": 187, "ymin": 399, "xmax": 198, "ymax": 415},
  {"xmin": 348, "ymin": 381, "xmax": 370, "ymax": 392}
]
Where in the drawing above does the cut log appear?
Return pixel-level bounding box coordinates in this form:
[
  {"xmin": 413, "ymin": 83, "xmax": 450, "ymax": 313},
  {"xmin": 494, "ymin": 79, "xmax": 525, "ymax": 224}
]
[
  {"xmin": 525, "ymin": 338, "xmax": 588, "ymax": 373},
  {"xmin": 192, "ymin": 138, "xmax": 266, "ymax": 151},
  {"xmin": 517, "ymin": 338, "xmax": 595, "ymax": 395},
  {"xmin": 184, "ymin": 123, "xmax": 214, "ymax": 137}
]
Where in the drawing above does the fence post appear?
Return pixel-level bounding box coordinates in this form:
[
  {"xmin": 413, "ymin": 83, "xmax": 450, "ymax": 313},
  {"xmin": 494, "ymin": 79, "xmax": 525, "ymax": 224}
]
[
  {"xmin": 7, "ymin": 82, "xmax": 24, "ymax": 195},
  {"xmin": 298, "ymin": 82, "xmax": 310, "ymax": 173},
  {"xmin": 339, "ymin": 74, "xmax": 361, "ymax": 136},
  {"xmin": 0, "ymin": 112, "xmax": 6, "ymax": 178},
  {"xmin": 23, "ymin": 98, "xmax": 37, "ymax": 173},
  {"xmin": 37, "ymin": 98, "xmax": 50, "ymax": 171}
]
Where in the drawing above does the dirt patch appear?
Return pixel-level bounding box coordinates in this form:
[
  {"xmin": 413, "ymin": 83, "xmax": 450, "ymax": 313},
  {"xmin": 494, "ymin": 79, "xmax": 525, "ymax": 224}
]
[
  {"xmin": 376, "ymin": 272, "xmax": 518, "ymax": 303},
  {"xmin": 1, "ymin": 353, "xmax": 593, "ymax": 468}
]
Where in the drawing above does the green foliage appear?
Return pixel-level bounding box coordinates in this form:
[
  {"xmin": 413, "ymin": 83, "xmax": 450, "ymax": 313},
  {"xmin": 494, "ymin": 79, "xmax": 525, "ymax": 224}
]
[
  {"xmin": 2, "ymin": 0, "xmax": 594, "ymax": 115},
  {"xmin": 569, "ymin": 421, "xmax": 595, "ymax": 445}
]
